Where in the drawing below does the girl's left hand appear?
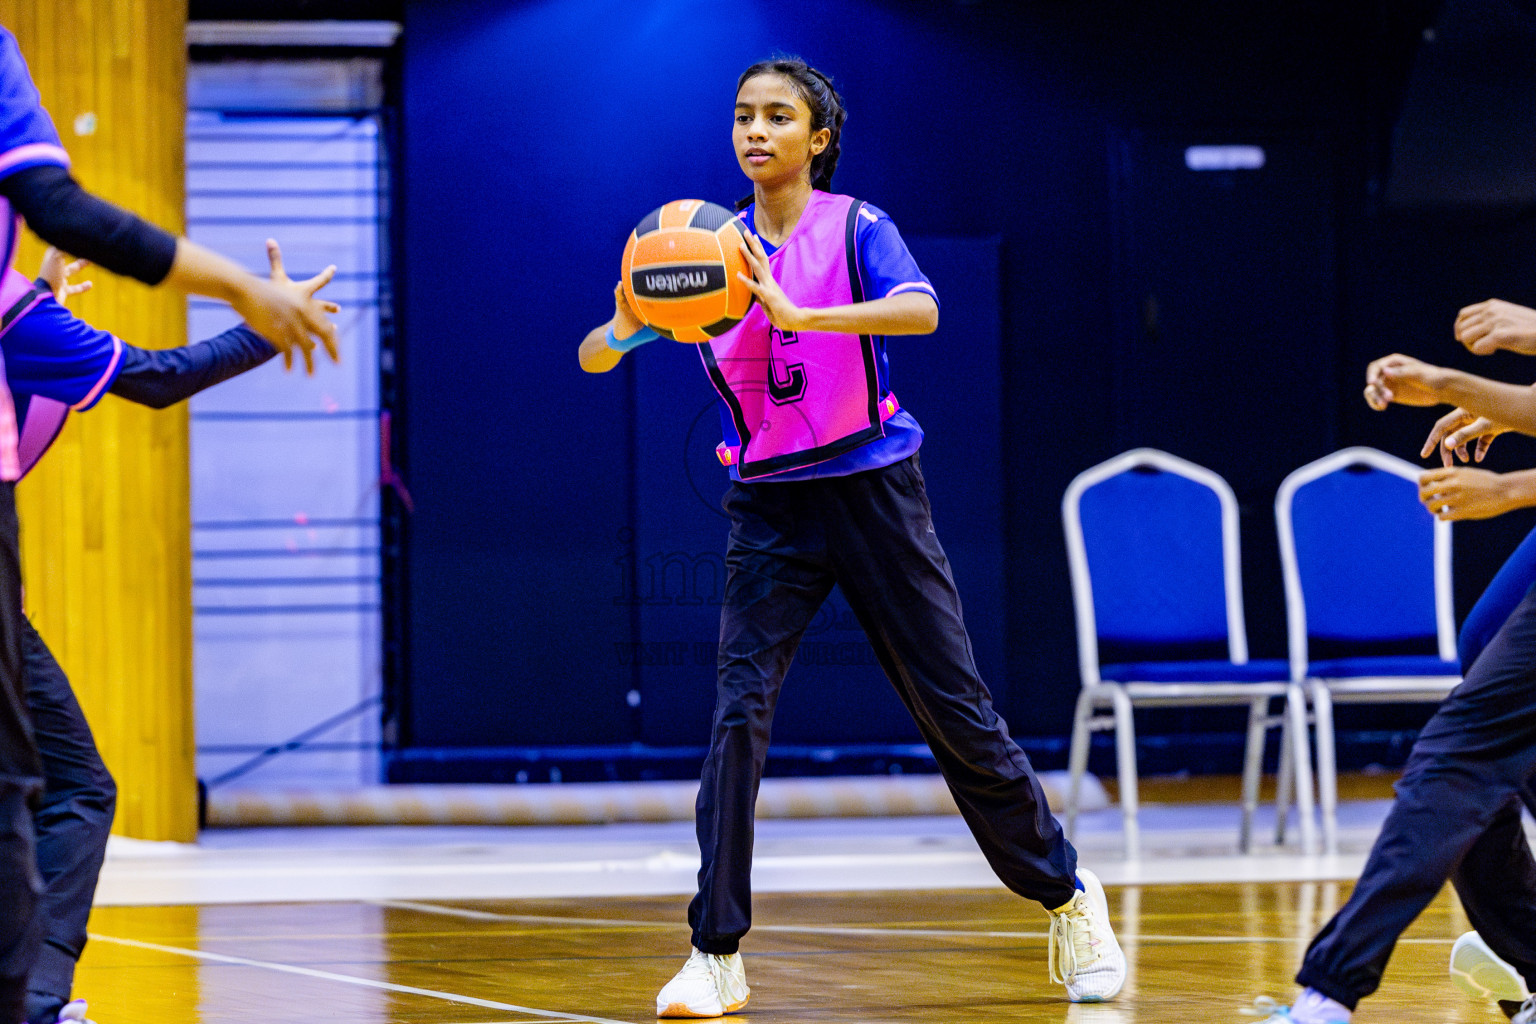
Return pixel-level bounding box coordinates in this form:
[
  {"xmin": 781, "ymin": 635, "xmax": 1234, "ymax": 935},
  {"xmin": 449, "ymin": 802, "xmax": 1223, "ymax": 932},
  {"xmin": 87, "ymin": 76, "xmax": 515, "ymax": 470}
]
[
  {"xmin": 39, "ymin": 247, "xmax": 91, "ymax": 306},
  {"xmin": 1419, "ymin": 466, "xmax": 1522, "ymax": 521},
  {"xmin": 737, "ymin": 231, "xmax": 806, "ymax": 332}
]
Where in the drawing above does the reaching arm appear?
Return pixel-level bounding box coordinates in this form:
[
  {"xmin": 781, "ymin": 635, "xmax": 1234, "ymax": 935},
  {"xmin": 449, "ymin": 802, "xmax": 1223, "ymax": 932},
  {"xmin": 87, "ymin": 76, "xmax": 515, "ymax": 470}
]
[
  {"xmin": 0, "ymin": 169, "xmax": 339, "ymax": 374},
  {"xmin": 0, "ymin": 165, "xmax": 177, "ymax": 284},
  {"xmin": 162, "ymin": 238, "xmax": 338, "ymax": 374},
  {"xmin": 27, "ymin": 239, "xmax": 325, "ymax": 409},
  {"xmin": 109, "ymin": 326, "xmax": 277, "ymax": 410},
  {"xmin": 1427, "ymin": 372, "xmax": 1536, "ymax": 435},
  {"xmin": 1365, "ymin": 354, "xmax": 1536, "ymax": 436}
]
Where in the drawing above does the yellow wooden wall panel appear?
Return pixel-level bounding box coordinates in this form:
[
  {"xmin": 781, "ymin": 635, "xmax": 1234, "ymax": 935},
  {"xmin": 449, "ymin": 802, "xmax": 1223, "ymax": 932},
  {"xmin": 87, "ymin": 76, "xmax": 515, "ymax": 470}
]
[{"xmin": 0, "ymin": 1, "xmax": 194, "ymax": 841}]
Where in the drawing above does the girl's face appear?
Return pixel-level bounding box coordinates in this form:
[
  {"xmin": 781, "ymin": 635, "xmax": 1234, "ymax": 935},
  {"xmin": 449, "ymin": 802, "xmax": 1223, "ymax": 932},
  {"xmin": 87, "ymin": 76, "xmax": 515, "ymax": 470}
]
[{"xmin": 733, "ymin": 74, "xmax": 829, "ymax": 189}]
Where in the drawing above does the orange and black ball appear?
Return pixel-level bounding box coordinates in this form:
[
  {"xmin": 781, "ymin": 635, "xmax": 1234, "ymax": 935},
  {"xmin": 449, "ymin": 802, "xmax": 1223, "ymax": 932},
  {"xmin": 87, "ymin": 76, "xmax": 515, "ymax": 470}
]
[{"xmin": 621, "ymin": 200, "xmax": 755, "ymax": 343}]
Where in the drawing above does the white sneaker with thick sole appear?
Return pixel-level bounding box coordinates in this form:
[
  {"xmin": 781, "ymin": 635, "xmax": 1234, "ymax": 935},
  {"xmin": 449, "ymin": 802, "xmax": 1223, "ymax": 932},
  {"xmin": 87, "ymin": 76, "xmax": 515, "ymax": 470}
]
[
  {"xmin": 1451, "ymin": 931, "xmax": 1527, "ymax": 1007},
  {"xmin": 1048, "ymin": 866, "xmax": 1126, "ymax": 1002},
  {"xmin": 56, "ymin": 1001, "xmax": 97, "ymax": 1024},
  {"xmin": 656, "ymin": 947, "xmax": 749, "ymax": 1018}
]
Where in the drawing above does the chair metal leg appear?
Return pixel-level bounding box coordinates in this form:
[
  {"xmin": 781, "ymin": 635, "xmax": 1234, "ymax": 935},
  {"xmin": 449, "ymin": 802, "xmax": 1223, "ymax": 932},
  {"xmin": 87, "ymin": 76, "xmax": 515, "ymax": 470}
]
[
  {"xmin": 1109, "ymin": 685, "xmax": 1140, "ymax": 860},
  {"xmin": 1310, "ymin": 681, "xmax": 1339, "ymax": 855},
  {"xmin": 1239, "ymin": 695, "xmax": 1269, "ymax": 853},
  {"xmin": 1066, "ymin": 687, "xmax": 1096, "ymax": 842},
  {"xmin": 1275, "ymin": 709, "xmax": 1293, "ymax": 845},
  {"xmin": 1285, "ymin": 681, "xmax": 1318, "ymax": 855}
]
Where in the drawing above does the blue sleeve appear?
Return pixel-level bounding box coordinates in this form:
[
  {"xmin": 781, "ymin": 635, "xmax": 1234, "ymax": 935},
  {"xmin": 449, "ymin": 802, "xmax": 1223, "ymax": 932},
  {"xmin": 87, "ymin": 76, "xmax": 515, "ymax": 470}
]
[
  {"xmin": 110, "ymin": 325, "xmax": 277, "ymax": 409},
  {"xmin": 854, "ymin": 204, "xmax": 937, "ymax": 306},
  {"xmin": 2, "ymin": 291, "xmax": 121, "ymax": 410},
  {"xmin": 0, "ymin": 29, "xmax": 68, "ymax": 182},
  {"xmin": 1459, "ymin": 526, "xmax": 1536, "ymax": 673}
]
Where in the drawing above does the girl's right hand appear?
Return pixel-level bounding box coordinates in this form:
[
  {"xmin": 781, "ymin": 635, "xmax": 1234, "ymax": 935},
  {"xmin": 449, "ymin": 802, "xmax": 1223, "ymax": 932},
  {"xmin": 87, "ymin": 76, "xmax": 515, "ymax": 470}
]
[
  {"xmin": 1421, "ymin": 407, "xmax": 1507, "ymax": 466},
  {"xmin": 613, "ymin": 281, "xmax": 646, "ymax": 340}
]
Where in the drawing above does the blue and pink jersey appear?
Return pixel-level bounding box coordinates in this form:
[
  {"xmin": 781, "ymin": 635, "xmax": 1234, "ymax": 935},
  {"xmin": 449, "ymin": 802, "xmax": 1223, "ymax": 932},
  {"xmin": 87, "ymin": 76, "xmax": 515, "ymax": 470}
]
[
  {"xmin": 702, "ymin": 192, "xmax": 936, "ymax": 482},
  {"xmin": 0, "ymin": 272, "xmax": 123, "ymax": 477},
  {"xmin": 2, "ymin": 279, "xmax": 122, "ymax": 411},
  {"xmin": 0, "ymin": 27, "xmax": 70, "ymax": 479}
]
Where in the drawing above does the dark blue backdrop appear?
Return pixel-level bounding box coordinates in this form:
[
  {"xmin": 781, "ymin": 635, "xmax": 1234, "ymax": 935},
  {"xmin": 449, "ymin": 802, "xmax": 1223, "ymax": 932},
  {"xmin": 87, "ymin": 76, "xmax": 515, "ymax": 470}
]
[{"xmin": 393, "ymin": 0, "xmax": 1536, "ymax": 782}]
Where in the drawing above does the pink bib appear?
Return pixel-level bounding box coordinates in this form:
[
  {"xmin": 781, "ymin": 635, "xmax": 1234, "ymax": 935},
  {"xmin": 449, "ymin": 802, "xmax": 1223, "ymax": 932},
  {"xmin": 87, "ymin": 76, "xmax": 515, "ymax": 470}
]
[
  {"xmin": 698, "ymin": 191, "xmax": 891, "ymax": 481},
  {"xmin": 0, "ymin": 267, "xmax": 44, "ymax": 481}
]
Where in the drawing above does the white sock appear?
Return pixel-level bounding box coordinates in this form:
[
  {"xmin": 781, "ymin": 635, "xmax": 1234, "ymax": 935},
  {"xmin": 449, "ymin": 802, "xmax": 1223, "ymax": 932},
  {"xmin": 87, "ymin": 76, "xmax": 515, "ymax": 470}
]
[{"xmin": 1294, "ymin": 988, "xmax": 1351, "ymax": 1022}]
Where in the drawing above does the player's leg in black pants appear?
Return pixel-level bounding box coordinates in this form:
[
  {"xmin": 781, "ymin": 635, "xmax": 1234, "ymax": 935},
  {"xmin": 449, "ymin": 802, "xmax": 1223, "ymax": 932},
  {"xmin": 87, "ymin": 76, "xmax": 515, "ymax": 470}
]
[
  {"xmin": 1449, "ymin": 794, "xmax": 1536, "ymax": 990},
  {"xmin": 823, "ymin": 454, "xmax": 1079, "ymax": 909},
  {"xmin": 0, "ymin": 480, "xmax": 44, "ymax": 1024},
  {"xmin": 22, "ymin": 617, "xmax": 115, "ymax": 1024},
  {"xmin": 1455, "ymin": 528, "xmax": 1536, "ymax": 992},
  {"xmin": 1295, "ymin": 584, "xmax": 1536, "ymax": 1010},
  {"xmin": 689, "ymin": 478, "xmax": 834, "ymax": 955}
]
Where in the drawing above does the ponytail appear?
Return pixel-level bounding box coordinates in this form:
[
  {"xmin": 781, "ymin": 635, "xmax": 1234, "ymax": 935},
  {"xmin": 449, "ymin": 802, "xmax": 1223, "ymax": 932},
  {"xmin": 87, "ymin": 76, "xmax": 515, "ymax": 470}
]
[{"xmin": 734, "ymin": 57, "xmax": 847, "ymax": 211}]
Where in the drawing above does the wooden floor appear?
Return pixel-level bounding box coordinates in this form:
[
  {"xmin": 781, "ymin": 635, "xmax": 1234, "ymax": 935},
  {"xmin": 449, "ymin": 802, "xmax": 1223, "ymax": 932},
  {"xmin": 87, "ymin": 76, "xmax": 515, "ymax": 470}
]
[{"xmin": 76, "ymin": 881, "xmax": 1502, "ymax": 1023}]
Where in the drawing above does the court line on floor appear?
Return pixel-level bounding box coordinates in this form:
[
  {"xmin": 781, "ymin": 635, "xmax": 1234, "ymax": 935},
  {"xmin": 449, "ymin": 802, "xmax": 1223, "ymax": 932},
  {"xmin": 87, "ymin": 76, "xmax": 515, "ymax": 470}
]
[
  {"xmin": 373, "ymin": 899, "xmax": 1458, "ymax": 946},
  {"xmin": 87, "ymin": 932, "xmax": 640, "ymax": 1024},
  {"xmin": 375, "ymin": 899, "xmax": 679, "ymax": 929}
]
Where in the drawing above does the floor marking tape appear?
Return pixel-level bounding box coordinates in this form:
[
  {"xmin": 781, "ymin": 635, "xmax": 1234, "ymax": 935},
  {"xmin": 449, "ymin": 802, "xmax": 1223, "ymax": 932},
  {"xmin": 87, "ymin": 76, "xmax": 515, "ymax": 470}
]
[
  {"xmin": 88, "ymin": 932, "xmax": 641, "ymax": 1024},
  {"xmin": 374, "ymin": 898, "xmax": 678, "ymax": 929},
  {"xmin": 376, "ymin": 899, "xmax": 1460, "ymax": 948}
]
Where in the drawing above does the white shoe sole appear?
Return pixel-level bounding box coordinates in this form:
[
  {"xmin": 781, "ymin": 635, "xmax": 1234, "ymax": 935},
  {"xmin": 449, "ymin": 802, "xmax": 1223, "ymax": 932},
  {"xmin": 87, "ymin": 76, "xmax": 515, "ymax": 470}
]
[
  {"xmin": 656, "ymin": 994, "xmax": 748, "ymax": 1018},
  {"xmin": 1451, "ymin": 931, "xmax": 1527, "ymax": 1004}
]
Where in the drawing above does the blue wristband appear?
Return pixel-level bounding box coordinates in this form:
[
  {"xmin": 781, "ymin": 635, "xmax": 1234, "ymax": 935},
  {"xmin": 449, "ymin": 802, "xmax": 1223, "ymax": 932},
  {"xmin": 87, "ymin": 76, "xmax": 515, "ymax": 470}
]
[{"xmin": 607, "ymin": 323, "xmax": 658, "ymax": 353}]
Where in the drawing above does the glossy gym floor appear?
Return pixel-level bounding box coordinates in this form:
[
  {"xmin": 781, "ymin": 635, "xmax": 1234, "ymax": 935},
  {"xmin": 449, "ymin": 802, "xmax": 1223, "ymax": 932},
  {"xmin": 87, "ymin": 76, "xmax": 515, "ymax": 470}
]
[
  {"xmin": 76, "ymin": 779, "xmax": 1511, "ymax": 1023},
  {"xmin": 78, "ymin": 883, "xmax": 1487, "ymax": 1023}
]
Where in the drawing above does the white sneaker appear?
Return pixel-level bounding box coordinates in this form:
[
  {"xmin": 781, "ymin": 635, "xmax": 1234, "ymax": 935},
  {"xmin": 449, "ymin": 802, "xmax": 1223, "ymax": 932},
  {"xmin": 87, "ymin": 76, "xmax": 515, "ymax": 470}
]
[
  {"xmin": 1511, "ymin": 995, "xmax": 1536, "ymax": 1023},
  {"xmin": 56, "ymin": 1001, "xmax": 96, "ymax": 1024},
  {"xmin": 655, "ymin": 947, "xmax": 749, "ymax": 1018},
  {"xmin": 1450, "ymin": 931, "xmax": 1527, "ymax": 1006},
  {"xmin": 1047, "ymin": 866, "xmax": 1126, "ymax": 1002},
  {"xmin": 1240, "ymin": 995, "xmax": 1348, "ymax": 1023}
]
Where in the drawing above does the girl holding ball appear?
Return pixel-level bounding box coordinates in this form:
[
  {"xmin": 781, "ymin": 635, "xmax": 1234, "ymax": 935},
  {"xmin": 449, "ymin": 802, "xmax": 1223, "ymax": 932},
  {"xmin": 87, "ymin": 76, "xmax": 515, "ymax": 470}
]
[{"xmin": 580, "ymin": 57, "xmax": 1124, "ymax": 1017}]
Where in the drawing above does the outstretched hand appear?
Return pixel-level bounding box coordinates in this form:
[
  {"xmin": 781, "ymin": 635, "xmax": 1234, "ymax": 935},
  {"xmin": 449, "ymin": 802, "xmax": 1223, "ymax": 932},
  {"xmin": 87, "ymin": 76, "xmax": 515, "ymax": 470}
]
[
  {"xmin": 38, "ymin": 248, "xmax": 91, "ymax": 306},
  {"xmin": 1364, "ymin": 353, "xmax": 1450, "ymax": 411},
  {"xmin": 257, "ymin": 239, "xmax": 340, "ymax": 373},
  {"xmin": 1455, "ymin": 299, "xmax": 1536, "ymax": 356},
  {"xmin": 1421, "ymin": 406, "xmax": 1506, "ymax": 466},
  {"xmin": 736, "ymin": 230, "xmax": 804, "ymax": 332}
]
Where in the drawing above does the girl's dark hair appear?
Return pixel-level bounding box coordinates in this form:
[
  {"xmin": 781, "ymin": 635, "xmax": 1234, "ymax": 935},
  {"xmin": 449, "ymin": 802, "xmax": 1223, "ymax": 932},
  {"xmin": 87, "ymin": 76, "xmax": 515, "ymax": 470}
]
[{"xmin": 734, "ymin": 57, "xmax": 847, "ymax": 211}]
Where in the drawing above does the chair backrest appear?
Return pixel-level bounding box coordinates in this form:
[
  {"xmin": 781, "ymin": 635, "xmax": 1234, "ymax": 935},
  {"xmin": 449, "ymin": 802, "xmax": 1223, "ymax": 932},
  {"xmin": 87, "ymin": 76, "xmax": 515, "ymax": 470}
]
[
  {"xmin": 1275, "ymin": 446, "xmax": 1454, "ymax": 681},
  {"xmin": 1062, "ymin": 448, "xmax": 1248, "ymax": 687}
]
